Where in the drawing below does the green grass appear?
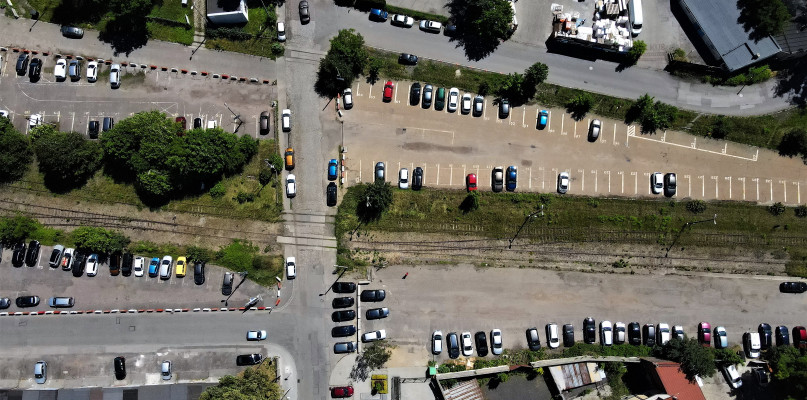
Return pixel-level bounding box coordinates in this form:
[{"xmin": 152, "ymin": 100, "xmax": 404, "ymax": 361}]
[
  {"xmin": 206, "ymin": 6, "xmax": 281, "ymax": 58},
  {"xmin": 148, "ymin": 21, "xmax": 194, "ymax": 45},
  {"xmin": 149, "ymin": 0, "xmax": 192, "ymax": 21}
]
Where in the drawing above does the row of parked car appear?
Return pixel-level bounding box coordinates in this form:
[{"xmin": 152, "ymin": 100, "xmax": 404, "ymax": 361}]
[
  {"xmin": 0, "ymin": 295, "xmax": 73, "ymax": 309},
  {"xmin": 330, "ymin": 283, "xmax": 390, "ymax": 354},
  {"xmin": 12, "ymin": 54, "xmax": 122, "ymax": 88},
  {"xmin": 431, "ymin": 319, "xmax": 807, "ymax": 359}
]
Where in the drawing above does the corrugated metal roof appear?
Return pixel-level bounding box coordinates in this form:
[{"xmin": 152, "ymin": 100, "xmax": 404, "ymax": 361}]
[{"xmin": 679, "ymin": 0, "xmax": 781, "ymax": 71}]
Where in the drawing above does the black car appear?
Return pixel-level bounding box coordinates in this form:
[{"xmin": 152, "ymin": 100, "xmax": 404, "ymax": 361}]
[
  {"xmin": 334, "ymin": 342, "xmax": 357, "ymax": 354},
  {"xmin": 628, "ymin": 322, "xmax": 641, "ymax": 345},
  {"xmin": 562, "ymin": 324, "xmax": 575, "ymax": 347},
  {"xmin": 109, "ymin": 253, "xmax": 121, "ymax": 276},
  {"xmin": 332, "ymin": 297, "xmax": 354, "ymax": 308},
  {"xmin": 25, "ymin": 240, "xmax": 41, "ymax": 267},
  {"xmin": 61, "ymin": 26, "xmax": 85, "ymax": 38},
  {"xmin": 444, "ymin": 24, "xmax": 457, "ymax": 37},
  {"xmin": 48, "ymin": 247, "xmax": 63, "ymax": 268},
  {"xmin": 114, "ymin": 356, "xmax": 126, "ymax": 379},
  {"xmin": 360, "ymin": 289, "xmax": 386, "ymax": 302},
  {"xmin": 88, "ymin": 120, "xmax": 100, "ymax": 139},
  {"xmin": 776, "ymin": 325, "xmax": 790, "ymax": 346},
  {"xmin": 259, "ymin": 111, "xmax": 270, "ymax": 135},
  {"xmin": 779, "ymin": 281, "xmax": 807, "ymax": 293},
  {"xmin": 16, "ymin": 295, "xmax": 40, "ymax": 308},
  {"xmin": 758, "ymin": 323, "xmax": 773, "ymax": 349},
  {"xmin": 332, "ymin": 310, "xmax": 356, "ymax": 322},
  {"xmin": 16, "ymin": 53, "xmax": 29, "ymax": 75},
  {"xmin": 12, "ymin": 242, "xmax": 26, "ymax": 267},
  {"xmin": 643, "ymin": 324, "xmax": 656, "ymax": 346},
  {"xmin": 193, "ymin": 117, "xmax": 202, "ymax": 129},
  {"xmin": 222, "ymin": 272, "xmax": 234, "ymax": 295},
  {"xmin": 298, "ymin": 0, "xmax": 310, "ymax": 23},
  {"xmin": 366, "ymin": 307, "xmax": 389, "ymax": 320},
  {"xmin": 526, "ymin": 328, "xmax": 541, "ymax": 350},
  {"xmin": 664, "ymin": 173, "xmax": 677, "ymax": 198},
  {"xmin": 410, "ymin": 82, "xmax": 421, "ymax": 106},
  {"xmin": 447, "ymin": 332, "xmax": 460, "ymax": 359},
  {"xmin": 399, "ymin": 53, "xmax": 418, "ymax": 65},
  {"xmin": 327, "ymin": 182, "xmax": 337, "ymax": 207},
  {"xmin": 332, "ymin": 281, "xmax": 356, "ymax": 293},
  {"xmin": 412, "ymin": 167, "xmax": 423, "ymax": 190},
  {"xmin": 194, "ymin": 262, "xmax": 205, "ymax": 285},
  {"xmin": 28, "ymin": 58, "xmax": 42, "ymax": 82},
  {"xmin": 0, "ymin": 298, "xmax": 10, "ymax": 309},
  {"xmin": 475, "ymin": 331, "xmax": 488, "ymax": 357},
  {"xmin": 121, "ymin": 252, "xmax": 133, "ymax": 276},
  {"xmin": 583, "ymin": 318, "xmax": 596, "ymax": 344},
  {"xmin": 331, "ymin": 325, "xmax": 357, "ymax": 337},
  {"xmin": 236, "ymin": 353, "xmax": 263, "ymax": 366},
  {"xmin": 71, "ymin": 252, "xmax": 86, "ymax": 276}
]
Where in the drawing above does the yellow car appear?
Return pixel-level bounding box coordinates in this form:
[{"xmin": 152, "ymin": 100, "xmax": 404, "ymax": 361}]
[{"xmin": 175, "ymin": 257, "xmax": 187, "ymax": 277}]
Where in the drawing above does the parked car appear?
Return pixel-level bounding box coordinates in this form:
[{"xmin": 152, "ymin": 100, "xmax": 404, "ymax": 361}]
[
  {"xmin": 25, "ymin": 240, "xmax": 41, "ymax": 267},
  {"xmin": 222, "ymin": 271, "xmax": 234, "ymax": 295},
  {"xmin": 419, "ymin": 20, "xmax": 443, "ymax": 33},
  {"xmin": 61, "ymin": 248, "xmax": 74, "ymax": 270},
  {"xmin": 643, "ymin": 324, "xmax": 656, "ymax": 346},
  {"xmin": 34, "ymin": 361, "xmax": 47, "ymax": 384},
  {"xmin": 159, "ymin": 255, "xmax": 172, "ymax": 280},
  {"xmin": 363, "ymin": 330, "xmax": 387, "ymax": 342},
  {"xmin": 399, "ymin": 168, "xmax": 409, "ymax": 189},
  {"xmin": 369, "ymin": 8, "xmax": 388, "ymax": 21},
  {"xmin": 383, "ymin": 81, "xmax": 394, "ymax": 102},
  {"xmin": 282, "ymin": 109, "xmax": 291, "ymax": 132},
  {"xmin": 490, "ymin": 329, "xmax": 503, "ymax": 355},
  {"xmin": 342, "ymin": 89, "xmax": 353, "ymax": 110},
  {"xmin": 48, "ymin": 245, "xmax": 65, "ymax": 268},
  {"xmin": 277, "ymin": 22, "xmax": 286, "ymax": 41},
  {"xmin": 193, "ymin": 117, "xmax": 202, "ymax": 129},
  {"xmin": 174, "ymin": 256, "xmax": 186, "ymax": 277},
  {"xmin": 12, "ymin": 242, "xmax": 26, "ymax": 267},
  {"xmin": 286, "ymin": 174, "xmax": 297, "ymax": 198},
  {"xmin": 422, "ymin": 84, "xmax": 433, "ymax": 108},
  {"xmin": 460, "ymin": 93, "xmax": 472, "ymax": 114},
  {"xmin": 332, "ymin": 325, "xmax": 357, "ymax": 337},
  {"xmin": 360, "ymin": 289, "xmax": 386, "ymax": 302},
  {"xmin": 651, "ymin": 172, "xmax": 664, "ymax": 194},
  {"xmin": 16, "ymin": 295, "xmax": 40, "ymax": 307},
  {"xmin": 327, "ymin": 182, "xmax": 338, "ymax": 207},
  {"xmin": 375, "ymin": 162, "xmax": 385, "ymax": 181},
  {"xmin": 391, "ymin": 14, "xmax": 414, "ymax": 27},
  {"xmin": 366, "ymin": 307, "xmax": 389, "ymax": 320},
  {"xmin": 68, "ymin": 60, "xmax": 81, "ymax": 81},
  {"xmin": 409, "ymin": 82, "xmax": 421, "ymax": 106},
  {"xmin": 258, "ymin": 111, "xmax": 270, "ymax": 134},
  {"xmin": 247, "ymin": 330, "xmax": 267, "ymax": 341},
  {"xmin": 499, "ymin": 99, "xmax": 510, "ymax": 119},
  {"xmin": 614, "ymin": 322, "xmax": 626, "ymax": 344},
  {"xmin": 54, "ymin": 59, "xmax": 67, "ymax": 80},
  {"xmin": 600, "ymin": 321, "xmax": 613, "ymax": 346},
  {"xmin": 148, "ymin": 257, "xmax": 160, "ymax": 278},
  {"xmin": 286, "ymin": 256, "xmax": 296, "ymax": 279},
  {"xmin": 526, "ymin": 327, "xmax": 541, "ymax": 350},
  {"xmin": 16, "ymin": 53, "xmax": 29, "ymax": 75},
  {"xmin": 722, "ymin": 364, "xmax": 742, "ymax": 389},
  {"xmin": 475, "ymin": 331, "xmax": 488, "ymax": 356},
  {"xmin": 447, "ymin": 332, "xmax": 460, "ymax": 359},
  {"xmin": 71, "ymin": 252, "xmax": 86, "ymax": 276},
  {"xmin": 461, "ymin": 332, "xmax": 473, "ymax": 356},
  {"xmin": 121, "ymin": 252, "xmax": 133, "ymax": 276},
  {"xmin": 193, "ymin": 262, "xmax": 205, "ymax": 285},
  {"xmin": 664, "ymin": 173, "xmax": 677, "ymax": 197},
  {"xmin": 563, "ymin": 324, "xmax": 575, "ymax": 347},
  {"xmin": 109, "ymin": 63, "xmax": 121, "ymax": 88},
  {"xmin": 473, "ymin": 95, "xmax": 484, "ymax": 116},
  {"xmin": 779, "ymin": 281, "xmax": 807, "ymax": 293},
  {"xmin": 466, "ymin": 173, "xmax": 477, "ymax": 192},
  {"xmin": 85, "ymin": 253, "xmax": 99, "ymax": 277},
  {"xmin": 758, "ymin": 323, "xmax": 772, "ymax": 349},
  {"xmin": 28, "ymin": 58, "xmax": 42, "ymax": 81},
  {"xmin": 130, "ymin": 256, "xmax": 144, "ymax": 277},
  {"xmin": 332, "ymin": 297, "xmax": 354, "ymax": 309},
  {"xmin": 236, "ymin": 354, "xmax": 263, "ymax": 366},
  {"xmin": 588, "ymin": 119, "xmax": 601, "ymax": 141},
  {"xmin": 546, "ymin": 323, "xmax": 560, "ymax": 349},
  {"xmin": 332, "ymin": 310, "xmax": 356, "ymax": 322},
  {"xmin": 657, "ymin": 323, "xmax": 671, "ymax": 345},
  {"xmin": 698, "ymin": 322, "xmax": 711, "ymax": 346},
  {"xmin": 775, "ymin": 325, "xmax": 789, "ymax": 346},
  {"xmin": 161, "ymin": 360, "xmax": 172, "ymax": 380},
  {"xmin": 505, "ymin": 166, "xmax": 517, "ymax": 192},
  {"xmin": 331, "ymin": 386, "xmax": 354, "ymax": 398},
  {"xmin": 86, "ymin": 61, "xmax": 98, "ymax": 82},
  {"xmin": 435, "ymin": 87, "xmax": 446, "ymax": 110},
  {"xmin": 794, "ymin": 326, "xmax": 807, "ymax": 349},
  {"xmin": 714, "ymin": 326, "xmax": 728, "ymax": 349},
  {"xmin": 491, "ymin": 167, "xmax": 504, "ymax": 192},
  {"xmin": 628, "ymin": 322, "xmax": 641, "ymax": 345},
  {"xmin": 432, "ymin": 330, "xmax": 443, "ymax": 354},
  {"xmin": 334, "ymin": 342, "xmax": 357, "ymax": 354},
  {"xmin": 102, "ymin": 117, "xmax": 114, "ymax": 132},
  {"xmin": 114, "ymin": 356, "xmax": 127, "ymax": 380},
  {"xmin": 61, "ymin": 26, "xmax": 84, "ymax": 38},
  {"xmin": 332, "ymin": 282, "xmax": 356, "ymax": 293},
  {"xmin": 285, "ymin": 148, "xmax": 295, "ymax": 170},
  {"xmin": 88, "ymin": 120, "xmax": 100, "ymax": 139},
  {"xmin": 557, "ymin": 172, "xmax": 570, "ymax": 194},
  {"xmin": 538, "ymin": 110, "xmax": 548, "ymax": 129},
  {"xmin": 743, "ymin": 332, "xmax": 761, "ymax": 358},
  {"xmin": 583, "ymin": 318, "xmax": 596, "ymax": 344},
  {"xmin": 672, "ymin": 325, "xmax": 685, "ymax": 340},
  {"xmin": 413, "ymin": 167, "xmax": 424, "ymax": 190},
  {"xmin": 448, "ymin": 88, "xmax": 459, "ymax": 112},
  {"xmin": 109, "ymin": 253, "xmax": 121, "ymax": 276},
  {"xmin": 48, "ymin": 297, "xmax": 74, "ymax": 308},
  {"xmin": 298, "ymin": 0, "xmax": 310, "ymax": 23}
]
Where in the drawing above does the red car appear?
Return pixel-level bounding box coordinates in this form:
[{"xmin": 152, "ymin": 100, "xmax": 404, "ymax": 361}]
[
  {"xmin": 331, "ymin": 385, "xmax": 354, "ymax": 398},
  {"xmin": 698, "ymin": 322, "xmax": 711, "ymax": 346},
  {"xmin": 382, "ymin": 81, "xmax": 394, "ymax": 102},
  {"xmin": 466, "ymin": 173, "xmax": 477, "ymax": 192},
  {"xmin": 794, "ymin": 326, "xmax": 807, "ymax": 349}
]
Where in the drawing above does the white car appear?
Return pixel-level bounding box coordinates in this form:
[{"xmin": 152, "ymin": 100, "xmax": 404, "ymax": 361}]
[
  {"xmin": 206, "ymin": 119, "xmax": 217, "ymax": 129},
  {"xmin": 419, "ymin": 20, "xmax": 442, "ymax": 33},
  {"xmin": 614, "ymin": 322, "xmax": 626, "ymax": 344},
  {"xmin": 34, "ymin": 361, "xmax": 47, "ymax": 384},
  {"xmin": 398, "ymin": 168, "xmax": 409, "ymax": 189},
  {"xmin": 247, "ymin": 330, "xmax": 268, "ymax": 341},
  {"xmin": 133, "ymin": 256, "xmax": 145, "ymax": 277},
  {"xmin": 161, "ymin": 360, "xmax": 172, "ymax": 380},
  {"xmin": 286, "ymin": 256, "xmax": 296, "ymax": 279},
  {"xmin": 545, "ymin": 323, "xmax": 560, "ymax": 349},
  {"xmin": 109, "ymin": 63, "xmax": 121, "ymax": 88},
  {"xmin": 86, "ymin": 254, "xmax": 99, "ymax": 276},
  {"xmin": 743, "ymin": 332, "xmax": 761, "ymax": 359},
  {"xmin": 54, "ymin": 59, "xmax": 67, "ymax": 80},
  {"xmin": 86, "ymin": 61, "xmax": 98, "ymax": 82},
  {"xmin": 391, "ymin": 14, "xmax": 414, "ymax": 27},
  {"xmin": 343, "ymin": 88, "xmax": 353, "ymax": 110},
  {"xmin": 29, "ymin": 113, "xmax": 42, "ymax": 128},
  {"xmin": 432, "ymin": 330, "xmax": 443, "ymax": 354},
  {"xmin": 600, "ymin": 321, "xmax": 613, "ymax": 346},
  {"xmin": 657, "ymin": 323, "xmax": 671, "ymax": 345},
  {"xmin": 557, "ymin": 172, "xmax": 570, "ymax": 194},
  {"xmin": 490, "ymin": 329, "xmax": 503, "ymax": 355},
  {"xmin": 0, "ymin": 110, "xmax": 8, "ymax": 119},
  {"xmin": 447, "ymin": 88, "xmax": 459, "ymax": 112},
  {"xmin": 281, "ymin": 109, "xmax": 291, "ymax": 132},
  {"xmin": 160, "ymin": 255, "xmax": 173, "ymax": 280},
  {"xmin": 362, "ymin": 329, "xmax": 387, "ymax": 342},
  {"xmin": 651, "ymin": 172, "xmax": 663, "ymax": 194},
  {"xmin": 723, "ymin": 364, "xmax": 743, "ymax": 389},
  {"xmin": 286, "ymin": 174, "xmax": 296, "ymax": 198},
  {"xmin": 277, "ymin": 22, "xmax": 286, "ymax": 42},
  {"xmin": 461, "ymin": 331, "xmax": 473, "ymax": 356},
  {"xmin": 61, "ymin": 247, "xmax": 74, "ymax": 269},
  {"xmin": 673, "ymin": 325, "xmax": 685, "ymax": 340},
  {"xmin": 460, "ymin": 93, "xmax": 472, "ymax": 114}
]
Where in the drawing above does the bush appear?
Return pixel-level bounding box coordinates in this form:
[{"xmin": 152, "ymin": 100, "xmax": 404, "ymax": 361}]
[
  {"xmin": 209, "ymin": 182, "xmax": 226, "ymax": 198},
  {"xmin": 206, "ymin": 27, "xmax": 253, "ymax": 40},
  {"xmin": 71, "ymin": 226, "xmax": 130, "ymax": 253},
  {"xmin": 769, "ymin": 202, "xmax": 786, "ymax": 216},
  {"xmin": 459, "ymin": 191, "xmax": 480, "ymax": 213},
  {"xmin": 216, "ymin": 240, "xmax": 258, "ymax": 271},
  {"xmin": 235, "ymin": 191, "xmax": 255, "ymax": 203},
  {"xmin": 185, "ymin": 245, "xmax": 213, "ymax": 263},
  {"xmin": 0, "ymin": 215, "xmax": 39, "ymax": 244},
  {"xmin": 626, "ymin": 40, "xmax": 647, "ymax": 64},
  {"xmin": 796, "ymin": 205, "xmax": 807, "ymax": 218},
  {"xmin": 686, "ymin": 200, "xmax": 707, "ymax": 214},
  {"xmin": 354, "ymin": 0, "xmax": 385, "ymax": 11},
  {"xmin": 271, "ymin": 43, "xmax": 284, "ymax": 56},
  {"xmin": 0, "ymin": 117, "xmax": 34, "ymax": 184},
  {"xmin": 384, "ymin": 5, "xmax": 450, "ymax": 25},
  {"xmin": 672, "ymin": 48, "xmax": 687, "ymax": 62}
]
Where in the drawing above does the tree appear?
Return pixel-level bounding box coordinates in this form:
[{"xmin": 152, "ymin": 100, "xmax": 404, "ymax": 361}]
[
  {"xmin": 0, "ymin": 215, "xmax": 39, "ymax": 244},
  {"xmin": 656, "ymin": 338, "xmax": 716, "ymax": 381},
  {"xmin": 357, "ymin": 180, "xmax": 393, "ymax": 222},
  {"xmin": 710, "ymin": 116, "xmax": 730, "ymax": 140},
  {"xmin": 200, "ymin": 363, "xmax": 282, "ymax": 400},
  {"xmin": 766, "ymin": 345, "xmax": 807, "ymax": 399},
  {"xmin": 566, "ymin": 92, "xmax": 593, "ymax": 120},
  {"xmin": 0, "ymin": 117, "xmax": 33, "ymax": 184},
  {"xmin": 351, "ymin": 342, "xmax": 391, "ymax": 381},
  {"xmin": 460, "ymin": 191, "xmax": 480, "ymax": 213},
  {"xmin": 29, "ymin": 124, "xmax": 59, "ymax": 144},
  {"xmin": 71, "ymin": 226, "xmax": 130, "ymax": 253},
  {"xmin": 185, "ymin": 245, "xmax": 213, "ymax": 263},
  {"xmin": 777, "ymin": 129, "xmax": 807, "ymax": 161},
  {"xmin": 626, "ymin": 40, "xmax": 647, "ymax": 65},
  {"xmin": 33, "ymin": 131, "xmax": 103, "ymax": 192},
  {"xmin": 108, "ymin": 0, "xmax": 154, "ymax": 19},
  {"xmin": 367, "ymin": 57, "xmax": 383, "ymax": 84},
  {"xmin": 738, "ymin": 0, "xmax": 791, "ymax": 41},
  {"xmin": 136, "ymin": 170, "xmax": 173, "ymax": 204},
  {"xmin": 496, "ymin": 73, "xmax": 526, "ymax": 104},
  {"xmin": 524, "ymin": 62, "xmax": 549, "ymax": 86},
  {"xmin": 446, "ymin": 0, "xmax": 513, "ymax": 60},
  {"xmin": 627, "ymin": 94, "xmax": 677, "ymax": 133},
  {"xmin": 315, "ymin": 29, "xmax": 368, "ymax": 97}
]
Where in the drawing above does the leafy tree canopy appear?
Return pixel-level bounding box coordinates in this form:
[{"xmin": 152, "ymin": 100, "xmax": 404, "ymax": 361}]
[
  {"xmin": 656, "ymin": 338, "xmax": 716, "ymax": 380},
  {"xmin": 200, "ymin": 363, "xmax": 282, "ymax": 400},
  {"xmin": 71, "ymin": 226, "xmax": 130, "ymax": 254},
  {"xmin": 626, "ymin": 94, "xmax": 678, "ymax": 133},
  {"xmin": 0, "ymin": 215, "xmax": 39, "ymax": 245},
  {"xmin": 0, "ymin": 117, "xmax": 33, "ymax": 184},
  {"xmin": 33, "ymin": 131, "xmax": 103, "ymax": 192},
  {"xmin": 766, "ymin": 345, "xmax": 807, "ymax": 399},
  {"xmin": 446, "ymin": 0, "xmax": 514, "ymax": 61},
  {"xmin": 738, "ymin": 0, "xmax": 791, "ymax": 40},
  {"xmin": 778, "ymin": 129, "xmax": 807, "ymax": 163},
  {"xmin": 357, "ymin": 180, "xmax": 393, "ymax": 222},
  {"xmin": 316, "ymin": 29, "xmax": 368, "ymax": 97}
]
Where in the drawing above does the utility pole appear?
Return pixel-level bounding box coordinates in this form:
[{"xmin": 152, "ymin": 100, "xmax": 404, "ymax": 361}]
[
  {"xmin": 508, "ymin": 205, "xmax": 544, "ymax": 249},
  {"xmin": 665, "ymin": 214, "xmax": 717, "ymax": 258}
]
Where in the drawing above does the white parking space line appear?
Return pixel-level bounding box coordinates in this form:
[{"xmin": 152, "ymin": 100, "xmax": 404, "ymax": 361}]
[
  {"xmin": 449, "ymin": 165, "xmax": 453, "ymax": 186},
  {"xmin": 618, "ymin": 171, "xmax": 624, "ymax": 193},
  {"xmin": 767, "ymin": 179, "xmax": 773, "ymax": 202},
  {"xmin": 605, "ymin": 171, "xmax": 611, "ymax": 193},
  {"xmin": 628, "ymin": 133, "xmax": 757, "ymax": 161},
  {"xmin": 795, "ymin": 181, "xmax": 801, "ymax": 204},
  {"xmin": 368, "ymin": 84, "xmax": 375, "ymax": 99},
  {"xmin": 560, "ymin": 114, "xmax": 565, "ymax": 135},
  {"xmin": 781, "ymin": 180, "xmax": 787, "ymax": 203},
  {"xmin": 483, "ymin": 99, "xmax": 488, "ymax": 121},
  {"xmin": 578, "ymin": 169, "xmax": 584, "ymax": 191},
  {"xmin": 394, "ymin": 83, "xmax": 399, "ymax": 104},
  {"xmin": 726, "ymin": 176, "xmax": 732, "ymax": 199},
  {"xmin": 684, "ymin": 174, "xmax": 691, "ymax": 197},
  {"xmin": 753, "ymin": 178, "xmax": 759, "ymax": 201},
  {"xmin": 711, "ymin": 176, "xmax": 718, "ymax": 198},
  {"xmin": 700, "ymin": 175, "xmax": 705, "ymax": 197},
  {"xmin": 632, "ymin": 172, "xmax": 638, "ymax": 194},
  {"xmin": 613, "ymin": 123, "xmax": 618, "ymax": 145},
  {"xmin": 738, "ymin": 177, "xmax": 746, "ymax": 200},
  {"xmin": 355, "ymin": 83, "xmax": 363, "ymax": 96}
]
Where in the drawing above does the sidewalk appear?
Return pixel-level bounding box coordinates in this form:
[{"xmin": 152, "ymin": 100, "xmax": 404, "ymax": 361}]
[{"xmin": 330, "ymin": 354, "xmax": 435, "ymax": 399}]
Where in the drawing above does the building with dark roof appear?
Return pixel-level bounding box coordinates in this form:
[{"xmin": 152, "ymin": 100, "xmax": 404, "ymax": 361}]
[
  {"xmin": 677, "ymin": 0, "xmax": 782, "ymax": 72},
  {"xmin": 774, "ymin": 0, "xmax": 807, "ymax": 59}
]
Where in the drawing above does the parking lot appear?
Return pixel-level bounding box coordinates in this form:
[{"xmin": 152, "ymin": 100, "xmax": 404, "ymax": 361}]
[
  {"xmin": 0, "ymin": 52, "xmax": 276, "ymax": 138},
  {"xmin": 340, "ymin": 79, "xmax": 806, "ymax": 204},
  {"xmin": 0, "ymin": 244, "xmax": 274, "ymax": 312}
]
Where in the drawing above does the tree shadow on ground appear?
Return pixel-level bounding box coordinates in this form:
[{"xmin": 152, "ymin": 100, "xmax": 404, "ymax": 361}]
[
  {"xmin": 98, "ymin": 17, "xmax": 150, "ymax": 57},
  {"xmin": 349, "ymin": 356, "xmax": 370, "ymax": 381},
  {"xmin": 49, "ymin": 1, "xmax": 108, "ymax": 26},
  {"xmin": 773, "ymin": 57, "xmax": 807, "ymax": 109}
]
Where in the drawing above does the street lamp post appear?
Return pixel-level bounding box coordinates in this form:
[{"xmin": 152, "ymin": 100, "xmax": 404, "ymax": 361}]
[
  {"xmin": 508, "ymin": 205, "xmax": 544, "ymax": 249},
  {"xmin": 319, "ymin": 265, "xmax": 348, "ymax": 296},
  {"xmin": 665, "ymin": 214, "xmax": 717, "ymax": 257}
]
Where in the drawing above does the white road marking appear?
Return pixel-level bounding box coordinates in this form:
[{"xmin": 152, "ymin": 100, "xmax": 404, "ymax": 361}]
[
  {"xmin": 368, "ymin": 84, "xmax": 375, "ymax": 99},
  {"xmin": 766, "ymin": 179, "xmax": 773, "ymax": 202},
  {"xmin": 560, "ymin": 114, "xmax": 565, "ymax": 135},
  {"xmin": 578, "ymin": 169, "xmax": 585, "ymax": 191},
  {"xmin": 684, "ymin": 174, "xmax": 691, "ymax": 197},
  {"xmin": 394, "ymin": 83, "xmax": 399, "ymax": 104},
  {"xmin": 726, "ymin": 176, "xmax": 732, "ymax": 199},
  {"xmin": 795, "ymin": 181, "xmax": 800, "ymax": 204},
  {"xmin": 781, "ymin": 180, "xmax": 787, "ymax": 203},
  {"xmin": 593, "ymin": 170, "xmax": 598, "ymax": 192},
  {"xmin": 629, "ymin": 134, "xmax": 757, "ymax": 161},
  {"xmin": 753, "ymin": 178, "xmax": 759, "ymax": 201},
  {"xmin": 699, "ymin": 175, "xmax": 705, "ymax": 197},
  {"xmin": 712, "ymin": 176, "xmax": 718, "ymax": 198},
  {"xmin": 618, "ymin": 171, "xmax": 624, "ymax": 193},
  {"xmin": 605, "ymin": 170, "xmax": 611, "ymax": 193},
  {"xmin": 738, "ymin": 177, "xmax": 746, "ymax": 200},
  {"xmin": 449, "ymin": 164, "xmax": 453, "ymax": 186},
  {"xmin": 632, "ymin": 171, "xmax": 637, "ymax": 194}
]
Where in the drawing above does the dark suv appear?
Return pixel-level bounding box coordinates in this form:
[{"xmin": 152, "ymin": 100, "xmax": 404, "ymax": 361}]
[
  {"xmin": 583, "ymin": 318, "xmax": 596, "ymax": 344},
  {"xmin": 664, "ymin": 173, "xmax": 677, "ymax": 198},
  {"xmin": 562, "ymin": 324, "xmax": 575, "ymax": 347},
  {"xmin": 409, "ymin": 82, "xmax": 421, "ymax": 106},
  {"xmin": 475, "ymin": 331, "xmax": 488, "ymax": 357},
  {"xmin": 29, "ymin": 58, "xmax": 42, "ymax": 82},
  {"xmin": 114, "ymin": 357, "xmax": 126, "ymax": 380},
  {"xmin": 360, "ymin": 289, "xmax": 386, "ymax": 302},
  {"xmin": 71, "ymin": 252, "xmax": 86, "ymax": 276},
  {"xmin": 194, "ymin": 262, "xmax": 205, "ymax": 285},
  {"xmin": 332, "ymin": 325, "xmax": 357, "ymax": 337},
  {"xmin": 447, "ymin": 332, "xmax": 460, "ymax": 359},
  {"xmin": 109, "ymin": 253, "xmax": 121, "ymax": 276},
  {"xmin": 121, "ymin": 252, "xmax": 133, "ymax": 276},
  {"xmin": 12, "ymin": 242, "xmax": 26, "ymax": 267},
  {"xmin": 16, "ymin": 295, "xmax": 40, "ymax": 307},
  {"xmin": 332, "ymin": 297, "xmax": 354, "ymax": 308},
  {"xmin": 16, "ymin": 53, "xmax": 29, "ymax": 75},
  {"xmin": 236, "ymin": 353, "xmax": 263, "ymax": 366},
  {"xmin": 332, "ymin": 310, "xmax": 356, "ymax": 322},
  {"xmin": 643, "ymin": 324, "xmax": 656, "ymax": 346},
  {"xmin": 758, "ymin": 323, "xmax": 773, "ymax": 349},
  {"xmin": 332, "ymin": 282, "xmax": 356, "ymax": 294},
  {"xmin": 628, "ymin": 322, "xmax": 642, "ymax": 345},
  {"xmin": 25, "ymin": 240, "xmax": 41, "ymax": 267}
]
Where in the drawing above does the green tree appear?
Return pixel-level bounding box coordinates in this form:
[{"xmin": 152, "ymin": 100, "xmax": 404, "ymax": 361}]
[
  {"xmin": 566, "ymin": 92, "xmax": 593, "ymax": 120},
  {"xmin": 71, "ymin": 226, "xmax": 130, "ymax": 253},
  {"xmin": 200, "ymin": 363, "xmax": 282, "ymax": 400},
  {"xmin": 627, "ymin": 94, "xmax": 677, "ymax": 133},
  {"xmin": 657, "ymin": 338, "xmax": 716, "ymax": 380},
  {"xmin": 769, "ymin": 201, "xmax": 786, "ymax": 216},
  {"xmin": 766, "ymin": 345, "xmax": 807, "ymax": 399},
  {"xmin": 460, "ymin": 191, "xmax": 480, "ymax": 213},
  {"xmin": 0, "ymin": 117, "xmax": 33, "ymax": 183},
  {"xmin": 626, "ymin": 40, "xmax": 647, "ymax": 65},
  {"xmin": 28, "ymin": 124, "xmax": 59, "ymax": 144},
  {"xmin": 108, "ymin": 0, "xmax": 154, "ymax": 19},
  {"xmin": 524, "ymin": 62, "xmax": 549, "ymax": 85},
  {"xmin": 713, "ymin": 348, "xmax": 743, "ymax": 366},
  {"xmin": 33, "ymin": 131, "xmax": 103, "ymax": 192},
  {"xmin": 186, "ymin": 245, "xmax": 213, "ymax": 263},
  {"xmin": 315, "ymin": 29, "xmax": 368, "ymax": 97},
  {"xmin": 366, "ymin": 57, "xmax": 383, "ymax": 84},
  {"xmin": 496, "ymin": 73, "xmax": 526, "ymax": 104},
  {"xmin": 136, "ymin": 170, "xmax": 173, "ymax": 204},
  {"xmin": 0, "ymin": 215, "xmax": 39, "ymax": 244},
  {"xmin": 259, "ymin": 169, "xmax": 273, "ymax": 186},
  {"xmin": 357, "ymin": 180, "xmax": 393, "ymax": 221},
  {"xmin": 738, "ymin": 0, "xmax": 791, "ymax": 40},
  {"xmin": 777, "ymin": 129, "xmax": 807, "ymax": 161},
  {"xmin": 710, "ymin": 116, "xmax": 730, "ymax": 140}
]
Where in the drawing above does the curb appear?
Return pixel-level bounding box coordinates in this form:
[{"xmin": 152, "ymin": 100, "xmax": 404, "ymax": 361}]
[{"xmin": 0, "ymin": 307, "xmax": 273, "ymax": 317}]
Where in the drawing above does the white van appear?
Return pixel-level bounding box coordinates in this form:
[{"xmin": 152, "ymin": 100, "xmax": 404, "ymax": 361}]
[
  {"xmin": 629, "ymin": 0, "xmax": 643, "ymax": 36},
  {"xmin": 286, "ymin": 257, "xmax": 296, "ymax": 279}
]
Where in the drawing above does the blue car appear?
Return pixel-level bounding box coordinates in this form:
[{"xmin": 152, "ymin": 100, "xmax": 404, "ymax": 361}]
[
  {"xmin": 328, "ymin": 159, "xmax": 338, "ymax": 181},
  {"xmin": 506, "ymin": 166, "xmax": 517, "ymax": 192},
  {"xmin": 370, "ymin": 8, "xmax": 388, "ymax": 21},
  {"xmin": 148, "ymin": 257, "xmax": 160, "ymax": 277},
  {"xmin": 538, "ymin": 110, "xmax": 548, "ymax": 130}
]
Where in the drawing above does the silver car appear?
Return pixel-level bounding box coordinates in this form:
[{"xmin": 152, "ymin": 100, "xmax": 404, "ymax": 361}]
[
  {"xmin": 461, "ymin": 93, "xmax": 472, "ymax": 114},
  {"xmin": 557, "ymin": 172, "xmax": 570, "ymax": 194},
  {"xmin": 490, "ymin": 329, "xmax": 503, "ymax": 355},
  {"xmin": 161, "ymin": 360, "xmax": 172, "ymax": 380},
  {"xmin": 651, "ymin": 172, "xmax": 663, "ymax": 194},
  {"xmin": 588, "ymin": 119, "xmax": 601, "ymax": 141},
  {"xmin": 448, "ymin": 88, "xmax": 459, "ymax": 112},
  {"xmin": 34, "ymin": 361, "xmax": 47, "ymax": 384},
  {"xmin": 461, "ymin": 332, "xmax": 473, "ymax": 356},
  {"xmin": 110, "ymin": 63, "xmax": 121, "ymax": 88}
]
